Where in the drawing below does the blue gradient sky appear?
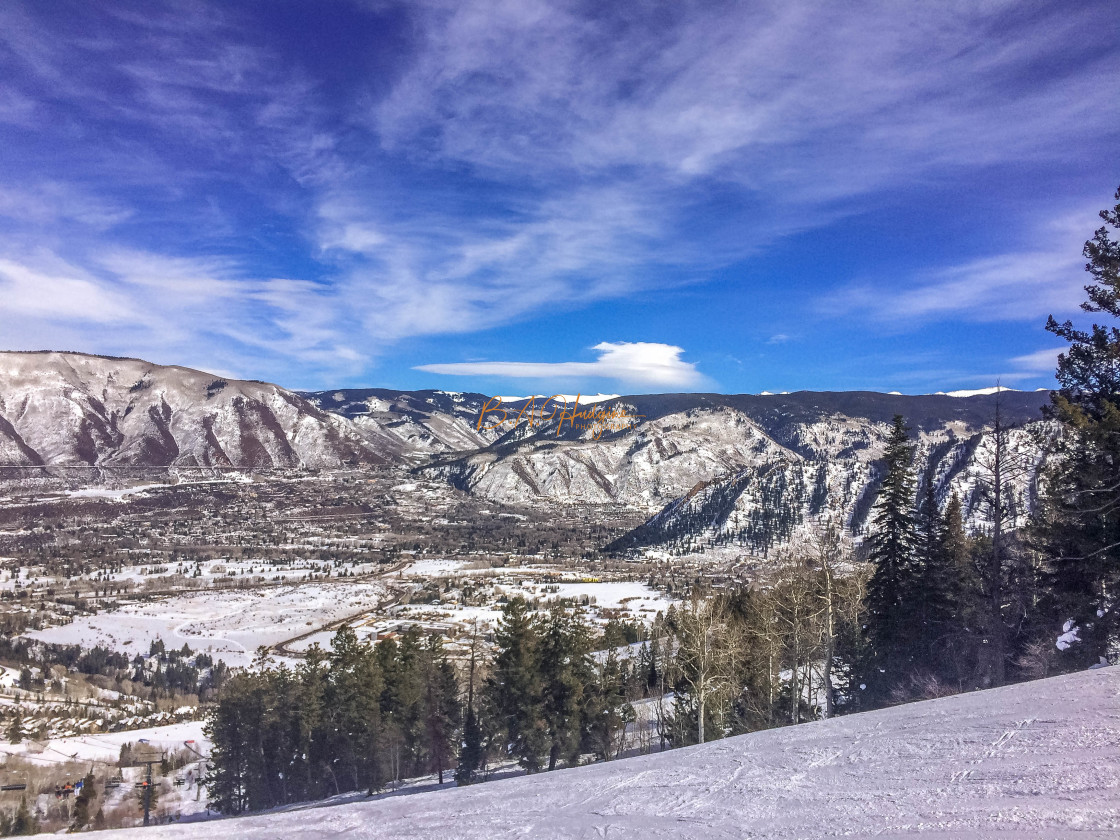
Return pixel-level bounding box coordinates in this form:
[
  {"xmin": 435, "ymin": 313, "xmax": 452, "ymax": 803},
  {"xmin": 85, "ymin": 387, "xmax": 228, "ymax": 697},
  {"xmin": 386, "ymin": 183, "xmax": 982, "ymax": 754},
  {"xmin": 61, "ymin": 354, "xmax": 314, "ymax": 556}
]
[{"xmin": 0, "ymin": 0, "xmax": 1117, "ymax": 394}]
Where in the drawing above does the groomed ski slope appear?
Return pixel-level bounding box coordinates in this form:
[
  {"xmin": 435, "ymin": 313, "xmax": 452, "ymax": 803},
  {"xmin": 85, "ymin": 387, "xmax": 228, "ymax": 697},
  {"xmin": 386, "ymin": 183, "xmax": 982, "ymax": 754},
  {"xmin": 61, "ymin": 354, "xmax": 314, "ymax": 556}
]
[{"xmin": 107, "ymin": 667, "xmax": 1119, "ymax": 839}]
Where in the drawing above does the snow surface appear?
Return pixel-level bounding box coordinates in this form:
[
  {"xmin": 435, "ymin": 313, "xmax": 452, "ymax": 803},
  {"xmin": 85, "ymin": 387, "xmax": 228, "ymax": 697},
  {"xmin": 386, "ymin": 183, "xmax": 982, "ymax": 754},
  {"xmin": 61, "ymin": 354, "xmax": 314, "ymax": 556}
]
[{"xmin": 92, "ymin": 666, "xmax": 1119, "ymax": 839}]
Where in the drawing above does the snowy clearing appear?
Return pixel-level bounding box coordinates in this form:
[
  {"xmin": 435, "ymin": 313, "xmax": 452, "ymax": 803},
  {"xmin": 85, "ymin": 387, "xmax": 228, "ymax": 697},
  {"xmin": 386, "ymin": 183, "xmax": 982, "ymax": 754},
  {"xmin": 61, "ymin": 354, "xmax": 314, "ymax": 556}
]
[
  {"xmin": 92, "ymin": 666, "xmax": 1119, "ymax": 839},
  {"xmin": 27, "ymin": 582, "xmax": 389, "ymax": 667},
  {"xmin": 1, "ymin": 721, "xmax": 209, "ymax": 767}
]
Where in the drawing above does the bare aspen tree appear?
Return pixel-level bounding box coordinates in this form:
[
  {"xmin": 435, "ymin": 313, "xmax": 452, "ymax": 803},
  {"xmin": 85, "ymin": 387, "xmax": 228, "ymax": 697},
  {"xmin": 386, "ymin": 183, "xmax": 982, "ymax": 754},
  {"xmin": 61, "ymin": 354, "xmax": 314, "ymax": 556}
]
[
  {"xmin": 805, "ymin": 520, "xmax": 847, "ymax": 718},
  {"xmin": 669, "ymin": 593, "xmax": 742, "ymax": 744},
  {"xmin": 770, "ymin": 553, "xmax": 817, "ymax": 724}
]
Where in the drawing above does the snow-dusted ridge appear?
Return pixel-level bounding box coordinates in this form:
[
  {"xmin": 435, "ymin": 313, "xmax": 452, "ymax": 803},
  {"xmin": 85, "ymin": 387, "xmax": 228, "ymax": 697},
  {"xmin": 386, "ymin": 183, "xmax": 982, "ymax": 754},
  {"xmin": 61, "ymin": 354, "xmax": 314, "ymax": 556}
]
[
  {"xmin": 941, "ymin": 386, "xmax": 1021, "ymax": 398},
  {"xmin": 99, "ymin": 666, "xmax": 1119, "ymax": 839},
  {"xmin": 0, "ymin": 352, "xmax": 1059, "ymax": 557},
  {"xmin": 495, "ymin": 393, "xmax": 621, "ymax": 404},
  {"xmin": 0, "ymin": 351, "xmax": 402, "ymax": 469}
]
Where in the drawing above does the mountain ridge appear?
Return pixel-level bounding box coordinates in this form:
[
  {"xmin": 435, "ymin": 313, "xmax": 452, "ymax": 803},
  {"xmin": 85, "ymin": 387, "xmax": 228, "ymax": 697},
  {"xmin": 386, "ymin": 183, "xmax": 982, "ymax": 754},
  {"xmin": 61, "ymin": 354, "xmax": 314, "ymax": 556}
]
[{"xmin": 0, "ymin": 352, "xmax": 1057, "ymax": 558}]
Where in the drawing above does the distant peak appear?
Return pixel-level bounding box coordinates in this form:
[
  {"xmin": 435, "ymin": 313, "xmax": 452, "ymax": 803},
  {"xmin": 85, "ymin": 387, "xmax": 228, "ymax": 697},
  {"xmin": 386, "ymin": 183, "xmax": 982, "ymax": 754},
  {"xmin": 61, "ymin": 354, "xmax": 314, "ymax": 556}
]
[{"xmin": 942, "ymin": 386, "xmax": 1020, "ymax": 398}]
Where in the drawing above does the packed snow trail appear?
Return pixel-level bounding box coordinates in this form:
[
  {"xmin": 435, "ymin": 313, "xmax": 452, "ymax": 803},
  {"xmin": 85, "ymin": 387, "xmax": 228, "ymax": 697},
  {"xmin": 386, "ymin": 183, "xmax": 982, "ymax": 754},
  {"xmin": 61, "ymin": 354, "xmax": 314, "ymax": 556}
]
[{"xmin": 98, "ymin": 667, "xmax": 1119, "ymax": 839}]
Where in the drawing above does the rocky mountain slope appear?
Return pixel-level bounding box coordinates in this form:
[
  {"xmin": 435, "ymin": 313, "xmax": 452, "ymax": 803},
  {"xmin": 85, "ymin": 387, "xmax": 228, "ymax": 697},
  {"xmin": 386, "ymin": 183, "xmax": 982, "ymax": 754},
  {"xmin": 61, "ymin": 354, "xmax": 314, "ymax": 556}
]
[
  {"xmin": 0, "ymin": 351, "xmax": 392, "ymax": 470},
  {"xmin": 414, "ymin": 390, "xmax": 1055, "ymax": 553},
  {"xmin": 300, "ymin": 388, "xmax": 502, "ymax": 457}
]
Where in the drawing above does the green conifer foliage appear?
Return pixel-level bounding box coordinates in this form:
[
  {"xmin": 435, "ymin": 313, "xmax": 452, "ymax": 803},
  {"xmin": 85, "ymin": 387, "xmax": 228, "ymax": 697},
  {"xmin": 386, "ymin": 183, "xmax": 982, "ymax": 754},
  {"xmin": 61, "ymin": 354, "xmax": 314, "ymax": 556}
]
[
  {"xmin": 1037, "ymin": 185, "xmax": 1120, "ymax": 664},
  {"xmin": 864, "ymin": 414, "xmax": 919, "ymax": 698}
]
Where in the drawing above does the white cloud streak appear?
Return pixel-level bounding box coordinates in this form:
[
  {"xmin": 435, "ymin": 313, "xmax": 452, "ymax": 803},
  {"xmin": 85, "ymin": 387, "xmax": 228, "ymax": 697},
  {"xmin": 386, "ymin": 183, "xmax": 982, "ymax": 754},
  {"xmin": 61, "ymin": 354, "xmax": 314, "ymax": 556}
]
[
  {"xmin": 415, "ymin": 342, "xmax": 705, "ymax": 388},
  {"xmin": 823, "ymin": 209, "xmax": 1097, "ymax": 324},
  {"xmin": 376, "ymin": 1, "xmax": 1120, "ymax": 192}
]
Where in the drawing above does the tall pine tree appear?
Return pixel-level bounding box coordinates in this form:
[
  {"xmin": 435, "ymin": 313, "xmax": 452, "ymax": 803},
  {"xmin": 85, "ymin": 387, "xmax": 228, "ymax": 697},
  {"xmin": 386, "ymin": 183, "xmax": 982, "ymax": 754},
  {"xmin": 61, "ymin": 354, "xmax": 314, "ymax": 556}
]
[
  {"xmin": 864, "ymin": 414, "xmax": 919, "ymax": 701},
  {"xmin": 912, "ymin": 473, "xmax": 957, "ymax": 681},
  {"xmin": 1036, "ymin": 184, "xmax": 1120, "ymax": 666},
  {"xmin": 456, "ymin": 624, "xmax": 485, "ymax": 786},
  {"xmin": 421, "ymin": 636, "xmax": 461, "ymax": 784},
  {"xmin": 487, "ymin": 598, "xmax": 548, "ymax": 772},
  {"xmin": 538, "ymin": 607, "xmax": 593, "ymax": 771}
]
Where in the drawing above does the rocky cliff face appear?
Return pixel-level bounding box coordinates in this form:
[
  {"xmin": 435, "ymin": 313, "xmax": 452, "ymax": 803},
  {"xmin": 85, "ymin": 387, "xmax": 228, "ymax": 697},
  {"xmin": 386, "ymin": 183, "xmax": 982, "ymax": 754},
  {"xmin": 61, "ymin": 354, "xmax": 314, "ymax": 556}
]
[
  {"xmin": 416, "ymin": 390, "xmax": 1055, "ymax": 554},
  {"xmin": 0, "ymin": 352, "xmax": 391, "ymax": 469}
]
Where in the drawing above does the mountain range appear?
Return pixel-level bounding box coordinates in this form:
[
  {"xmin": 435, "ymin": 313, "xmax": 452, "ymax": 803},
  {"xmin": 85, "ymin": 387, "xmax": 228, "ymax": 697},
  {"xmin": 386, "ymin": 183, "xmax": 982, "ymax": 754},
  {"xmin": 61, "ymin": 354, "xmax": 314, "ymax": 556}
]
[{"xmin": 0, "ymin": 351, "xmax": 1056, "ymax": 554}]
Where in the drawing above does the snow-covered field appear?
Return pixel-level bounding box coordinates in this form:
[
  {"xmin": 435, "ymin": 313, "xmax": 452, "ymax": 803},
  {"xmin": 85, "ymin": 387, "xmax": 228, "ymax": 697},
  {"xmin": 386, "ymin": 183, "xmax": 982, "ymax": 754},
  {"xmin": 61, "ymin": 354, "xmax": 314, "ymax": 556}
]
[
  {"xmin": 0, "ymin": 721, "xmax": 208, "ymax": 767},
  {"xmin": 91, "ymin": 666, "xmax": 1120, "ymax": 839},
  {"xmin": 504, "ymin": 580, "xmax": 671, "ymax": 615},
  {"xmin": 27, "ymin": 582, "xmax": 388, "ymax": 667}
]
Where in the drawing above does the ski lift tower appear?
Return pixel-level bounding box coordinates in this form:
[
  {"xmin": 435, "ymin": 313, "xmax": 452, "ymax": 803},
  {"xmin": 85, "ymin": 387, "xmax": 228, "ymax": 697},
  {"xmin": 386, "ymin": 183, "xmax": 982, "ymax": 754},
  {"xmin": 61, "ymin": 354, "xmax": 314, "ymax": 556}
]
[{"xmin": 132, "ymin": 744, "xmax": 165, "ymax": 827}]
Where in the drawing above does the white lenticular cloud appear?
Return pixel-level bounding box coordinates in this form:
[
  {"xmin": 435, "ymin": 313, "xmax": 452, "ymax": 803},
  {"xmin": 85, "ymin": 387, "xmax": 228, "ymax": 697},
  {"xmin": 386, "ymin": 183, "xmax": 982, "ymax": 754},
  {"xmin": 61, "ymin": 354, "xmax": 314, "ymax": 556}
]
[{"xmin": 415, "ymin": 341, "xmax": 704, "ymax": 388}]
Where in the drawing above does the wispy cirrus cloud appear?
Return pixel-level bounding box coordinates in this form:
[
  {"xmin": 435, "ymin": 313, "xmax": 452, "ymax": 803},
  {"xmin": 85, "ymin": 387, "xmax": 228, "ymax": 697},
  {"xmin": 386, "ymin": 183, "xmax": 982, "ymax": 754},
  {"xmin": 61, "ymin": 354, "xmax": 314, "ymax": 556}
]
[
  {"xmin": 415, "ymin": 342, "xmax": 706, "ymax": 389},
  {"xmin": 1009, "ymin": 347, "xmax": 1066, "ymax": 374},
  {"xmin": 0, "ymin": 247, "xmax": 360, "ymax": 382},
  {"xmin": 375, "ymin": 1, "xmax": 1119, "ymax": 190},
  {"xmin": 1000, "ymin": 347, "xmax": 1066, "ymax": 383},
  {"xmin": 822, "ymin": 209, "xmax": 1096, "ymax": 325}
]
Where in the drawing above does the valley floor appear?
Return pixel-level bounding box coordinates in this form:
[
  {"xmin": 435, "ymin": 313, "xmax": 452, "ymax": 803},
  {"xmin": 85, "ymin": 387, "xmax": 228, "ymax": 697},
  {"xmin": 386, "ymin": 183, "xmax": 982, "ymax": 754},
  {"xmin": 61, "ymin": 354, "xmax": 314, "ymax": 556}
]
[{"xmin": 96, "ymin": 666, "xmax": 1119, "ymax": 839}]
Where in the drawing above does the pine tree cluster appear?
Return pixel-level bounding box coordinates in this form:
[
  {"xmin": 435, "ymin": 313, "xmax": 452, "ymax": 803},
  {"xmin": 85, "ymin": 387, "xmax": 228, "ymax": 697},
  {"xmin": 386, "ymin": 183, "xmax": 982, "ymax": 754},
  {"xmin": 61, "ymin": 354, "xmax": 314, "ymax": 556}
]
[{"xmin": 206, "ymin": 626, "xmax": 459, "ymax": 813}]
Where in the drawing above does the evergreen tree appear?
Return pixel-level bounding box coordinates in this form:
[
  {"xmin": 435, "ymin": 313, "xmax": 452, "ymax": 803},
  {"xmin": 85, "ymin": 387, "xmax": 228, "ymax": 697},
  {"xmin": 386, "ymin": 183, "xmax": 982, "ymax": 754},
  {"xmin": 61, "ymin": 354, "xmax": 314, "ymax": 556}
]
[
  {"xmin": 294, "ymin": 646, "xmax": 327, "ymax": 801},
  {"xmin": 421, "ymin": 636, "xmax": 460, "ymax": 784},
  {"xmin": 912, "ymin": 475, "xmax": 956, "ymax": 677},
  {"xmin": 486, "ymin": 598, "xmax": 547, "ymax": 772},
  {"xmin": 206, "ymin": 672, "xmax": 256, "ymax": 813},
  {"xmin": 538, "ymin": 607, "xmax": 593, "ymax": 770},
  {"xmin": 864, "ymin": 414, "xmax": 919, "ymax": 700},
  {"xmin": 1037, "ymin": 185, "xmax": 1120, "ymax": 666},
  {"xmin": 10, "ymin": 796, "xmax": 35, "ymax": 836},
  {"xmin": 456, "ymin": 625, "xmax": 485, "ymax": 786},
  {"xmin": 327, "ymin": 625, "xmax": 384, "ymax": 793},
  {"xmin": 383, "ymin": 629, "xmax": 426, "ymax": 783},
  {"xmin": 6, "ymin": 710, "xmax": 22, "ymax": 744},
  {"xmin": 938, "ymin": 493, "xmax": 983, "ymax": 686},
  {"xmin": 456, "ymin": 703, "xmax": 484, "ymax": 786},
  {"xmin": 583, "ymin": 648, "xmax": 631, "ymax": 761}
]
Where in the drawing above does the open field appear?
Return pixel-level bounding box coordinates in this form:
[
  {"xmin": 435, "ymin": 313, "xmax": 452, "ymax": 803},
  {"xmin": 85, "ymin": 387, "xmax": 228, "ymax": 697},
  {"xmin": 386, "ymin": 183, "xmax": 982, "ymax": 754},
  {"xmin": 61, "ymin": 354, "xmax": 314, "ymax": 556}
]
[{"xmin": 27, "ymin": 581, "xmax": 392, "ymax": 668}]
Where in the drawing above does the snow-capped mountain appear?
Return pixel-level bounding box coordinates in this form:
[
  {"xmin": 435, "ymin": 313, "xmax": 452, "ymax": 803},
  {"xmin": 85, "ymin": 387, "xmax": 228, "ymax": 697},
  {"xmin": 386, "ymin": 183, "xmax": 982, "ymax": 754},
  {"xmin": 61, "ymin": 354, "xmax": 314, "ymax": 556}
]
[
  {"xmin": 0, "ymin": 352, "xmax": 1057, "ymax": 555},
  {"xmin": 417, "ymin": 390, "xmax": 1055, "ymax": 553},
  {"xmin": 300, "ymin": 388, "xmax": 504, "ymax": 458},
  {"xmin": 607, "ymin": 420, "xmax": 1054, "ymax": 556},
  {"xmin": 0, "ymin": 352, "xmax": 391, "ymax": 469}
]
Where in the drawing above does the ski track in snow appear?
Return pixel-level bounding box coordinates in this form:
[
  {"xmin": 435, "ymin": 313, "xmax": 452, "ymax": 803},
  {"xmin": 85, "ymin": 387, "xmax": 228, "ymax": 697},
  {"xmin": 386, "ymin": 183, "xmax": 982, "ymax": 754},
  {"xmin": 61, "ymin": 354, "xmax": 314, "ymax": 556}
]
[{"xmin": 85, "ymin": 667, "xmax": 1120, "ymax": 839}]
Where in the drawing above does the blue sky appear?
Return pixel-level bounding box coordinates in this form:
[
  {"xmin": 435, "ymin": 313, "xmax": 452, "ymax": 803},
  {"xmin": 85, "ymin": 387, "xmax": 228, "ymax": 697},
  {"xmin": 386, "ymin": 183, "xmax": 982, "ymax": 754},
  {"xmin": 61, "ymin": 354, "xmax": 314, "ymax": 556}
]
[{"xmin": 0, "ymin": 0, "xmax": 1117, "ymax": 395}]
